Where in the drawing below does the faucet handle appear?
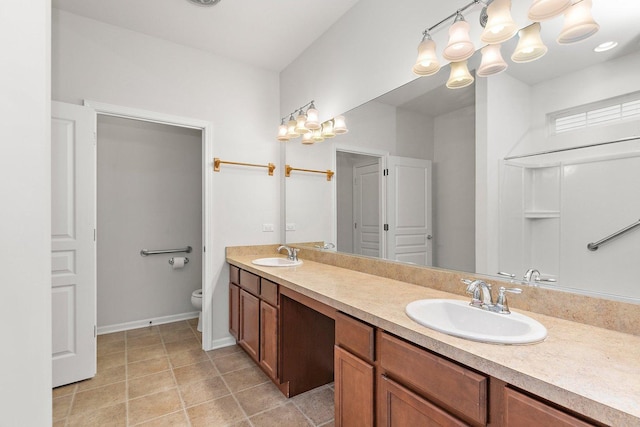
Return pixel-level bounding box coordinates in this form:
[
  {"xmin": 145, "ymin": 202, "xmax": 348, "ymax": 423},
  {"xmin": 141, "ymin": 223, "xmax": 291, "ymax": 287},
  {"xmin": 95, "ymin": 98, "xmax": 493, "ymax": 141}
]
[
  {"xmin": 497, "ymin": 271, "xmax": 516, "ymax": 279},
  {"xmin": 291, "ymin": 248, "xmax": 300, "ymax": 261},
  {"xmin": 495, "ymin": 286, "xmax": 522, "ymax": 314}
]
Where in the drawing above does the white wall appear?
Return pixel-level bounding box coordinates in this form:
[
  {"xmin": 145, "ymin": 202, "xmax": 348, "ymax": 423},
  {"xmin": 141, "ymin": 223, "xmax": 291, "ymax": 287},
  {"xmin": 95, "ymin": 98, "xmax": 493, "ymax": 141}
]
[
  {"xmin": 97, "ymin": 116, "xmax": 202, "ymax": 328},
  {"xmin": 396, "ymin": 107, "xmax": 434, "ymax": 160},
  {"xmin": 433, "ymin": 105, "xmax": 475, "ymax": 272},
  {"xmin": 0, "ymin": 1, "xmax": 52, "ymax": 425},
  {"xmin": 52, "ymin": 9, "xmax": 281, "ymax": 347}
]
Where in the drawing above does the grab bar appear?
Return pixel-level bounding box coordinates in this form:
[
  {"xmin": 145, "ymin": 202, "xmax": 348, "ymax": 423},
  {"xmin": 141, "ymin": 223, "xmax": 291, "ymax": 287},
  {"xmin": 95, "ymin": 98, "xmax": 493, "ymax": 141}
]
[
  {"xmin": 140, "ymin": 246, "xmax": 192, "ymax": 256},
  {"xmin": 587, "ymin": 219, "xmax": 640, "ymax": 251}
]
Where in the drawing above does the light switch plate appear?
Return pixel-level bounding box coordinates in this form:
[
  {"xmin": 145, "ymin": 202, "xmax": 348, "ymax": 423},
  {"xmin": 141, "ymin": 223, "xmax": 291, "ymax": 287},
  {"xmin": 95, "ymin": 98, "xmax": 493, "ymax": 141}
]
[
  {"xmin": 262, "ymin": 223, "xmax": 274, "ymax": 232},
  {"xmin": 286, "ymin": 223, "xmax": 296, "ymax": 231}
]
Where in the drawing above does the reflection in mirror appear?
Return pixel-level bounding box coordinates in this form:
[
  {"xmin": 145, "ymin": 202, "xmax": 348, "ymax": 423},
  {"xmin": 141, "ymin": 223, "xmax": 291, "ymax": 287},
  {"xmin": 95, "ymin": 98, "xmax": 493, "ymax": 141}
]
[{"xmin": 285, "ymin": 1, "xmax": 640, "ymax": 303}]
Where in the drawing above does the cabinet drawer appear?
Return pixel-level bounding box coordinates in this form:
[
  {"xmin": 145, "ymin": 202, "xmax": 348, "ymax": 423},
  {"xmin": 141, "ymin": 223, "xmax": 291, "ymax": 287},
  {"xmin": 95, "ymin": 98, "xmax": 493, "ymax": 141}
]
[
  {"xmin": 335, "ymin": 312, "xmax": 374, "ymax": 363},
  {"xmin": 230, "ymin": 265, "xmax": 240, "ymax": 285},
  {"xmin": 239, "ymin": 270, "xmax": 260, "ymax": 296},
  {"xmin": 379, "ymin": 332, "xmax": 487, "ymax": 426},
  {"xmin": 504, "ymin": 388, "xmax": 598, "ymax": 427},
  {"xmin": 260, "ymin": 278, "xmax": 279, "ymax": 306}
]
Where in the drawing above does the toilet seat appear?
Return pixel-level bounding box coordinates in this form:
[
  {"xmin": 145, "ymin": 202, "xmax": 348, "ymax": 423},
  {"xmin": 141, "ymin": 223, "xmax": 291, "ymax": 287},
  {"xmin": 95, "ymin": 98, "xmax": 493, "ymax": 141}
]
[{"xmin": 192, "ymin": 289, "xmax": 202, "ymax": 298}]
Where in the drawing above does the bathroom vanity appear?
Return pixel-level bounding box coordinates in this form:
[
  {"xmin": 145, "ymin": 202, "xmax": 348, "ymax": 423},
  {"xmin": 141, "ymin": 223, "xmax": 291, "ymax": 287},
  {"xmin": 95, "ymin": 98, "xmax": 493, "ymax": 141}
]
[{"xmin": 226, "ymin": 247, "xmax": 640, "ymax": 426}]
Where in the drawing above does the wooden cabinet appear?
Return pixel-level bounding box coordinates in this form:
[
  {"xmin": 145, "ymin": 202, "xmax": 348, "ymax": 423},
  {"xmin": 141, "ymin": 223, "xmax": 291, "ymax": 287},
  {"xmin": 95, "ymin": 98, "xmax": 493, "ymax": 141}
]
[
  {"xmin": 335, "ymin": 346, "xmax": 374, "ymax": 427},
  {"xmin": 260, "ymin": 300, "xmax": 278, "ymax": 379},
  {"xmin": 238, "ymin": 289, "xmax": 260, "ymax": 361},
  {"xmin": 229, "ymin": 283, "xmax": 239, "ymax": 340}
]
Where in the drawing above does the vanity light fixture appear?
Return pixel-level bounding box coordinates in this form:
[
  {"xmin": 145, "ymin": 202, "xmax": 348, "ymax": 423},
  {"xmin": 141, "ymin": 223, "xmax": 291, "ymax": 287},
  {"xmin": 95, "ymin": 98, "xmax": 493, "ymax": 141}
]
[
  {"xmin": 594, "ymin": 41, "xmax": 618, "ymax": 53},
  {"xmin": 557, "ymin": 0, "xmax": 600, "ymax": 44},
  {"xmin": 294, "ymin": 109, "xmax": 309, "ymax": 135},
  {"xmin": 301, "ymin": 132, "xmax": 314, "ymax": 144},
  {"xmin": 277, "ymin": 119, "xmax": 290, "ymax": 142},
  {"xmin": 276, "ymin": 101, "xmax": 348, "ymax": 143},
  {"xmin": 527, "ymin": 0, "xmax": 572, "ymax": 21},
  {"xmin": 312, "ymin": 128, "xmax": 325, "ymax": 143},
  {"xmin": 477, "ymin": 44, "xmax": 508, "ymax": 76},
  {"xmin": 305, "ymin": 102, "xmax": 320, "ymax": 130},
  {"xmin": 446, "ymin": 61, "xmax": 475, "ymax": 89},
  {"xmin": 512, "ymin": 23, "xmax": 548, "ymax": 63},
  {"xmin": 333, "ymin": 116, "xmax": 349, "ymax": 134},
  {"xmin": 321, "ymin": 120, "xmax": 336, "ymax": 138},
  {"xmin": 286, "ymin": 114, "xmax": 299, "ymax": 138},
  {"xmin": 480, "ymin": 0, "xmax": 518, "ymax": 45},
  {"xmin": 443, "ymin": 12, "xmax": 476, "ymax": 62},
  {"xmin": 412, "ymin": 31, "xmax": 441, "ymax": 76}
]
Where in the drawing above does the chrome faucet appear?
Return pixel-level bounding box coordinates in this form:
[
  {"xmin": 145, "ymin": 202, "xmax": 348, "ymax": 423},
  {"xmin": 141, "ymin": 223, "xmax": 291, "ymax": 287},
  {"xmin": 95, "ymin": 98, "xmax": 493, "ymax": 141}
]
[
  {"xmin": 277, "ymin": 245, "xmax": 299, "ymax": 261},
  {"xmin": 524, "ymin": 268, "xmax": 557, "ymax": 286},
  {"xmin": 462, "ymin": 279, "xmax": 522, "ymax": 314}
]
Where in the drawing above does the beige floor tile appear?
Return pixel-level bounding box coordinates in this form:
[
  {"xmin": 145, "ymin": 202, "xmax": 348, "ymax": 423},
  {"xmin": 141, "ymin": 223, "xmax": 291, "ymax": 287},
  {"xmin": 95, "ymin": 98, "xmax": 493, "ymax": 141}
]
[
  {"xmin": 52, "ymin": 419, "xmax": 67, "ymax": 427},
  {"xmin": 98, "ymin": 331, "xmax": 125, "ymax": 345},
  {"xmin": 128, "ymin": 389, "xmax": 183, "ymax": 425},
  {"xmin": 158, "ymin": 321, "xmax": 191, "ymax": 333},
  {"xmin": 213, "ymin": 350, "xmax": 254, "ymax": 374},
  {"xmin": 187, "ymin": 317, "xmax": 199, "ymax": 328},
  {"xmin": 222, "ymin": 366, "xmax": 270, "ymax": 393},
  {"xmin": 70, "ymin": 381, "xmax": 126, "ymax": 415},
  {"xmin": 164, "ymin": 336, "xmax": 201, "ymax": 355},
  {"xmin": 250, "ymin": 403, "xmax": 312, "ymax": 427},
  {"xmin": 187, "ymin": 395, "xmax": 246, "ymax": 427},
  {"xmin": 52, "ymin": 382, "xmax": 77, "ymax": 398},
  {"xmin": 98, "ymin": 350, "xmax": 126, "ymax": 370},
  {"xmin": 53, "ymin": 394, "xmax": 73, "ymax": 421},
  {"xmin": 160, "ymin": 328, "xmax": 195, "ymax": 345},
  {"xmin": 127, "ymin": 326, "xmax": 160, "ymax": 339},
  {"xmin": 128, "ymin": 356, "xmax": 171, "ymax": 379},
  {"xmin": 168, "ymin": 348, "xmax": 210, "ymax": 368},
  {"xmin": 98, "ymin": 339, "xmax": 126, "ymax": 356},
  {"xmin": 127, "ymin": 333, "xmax": 163, "ymax": 349},
  {"xmin": 179, "ymin": 376, "xmax": 230, "ymax": 407},
  {"xmin": 68, "ymin": 402, "xmax": 126, "ymax": 427},
  {"xmin": 134, "ymin": 410, "xmax": 190, "ymax": 426},
  {"xmin": 292, "ymin": 385, "xmax": 335, "ymax": 425},
  {"xmin": 128, "ymin": 370, "xmax": 176, "ymax": 399},
  {"xmin": 235, "ymin": 382, "xmax": 287, "ymax": 416},
  {"xmin": 76, "ymin": 364, "xmax": 126, "ymax": 391},
  {"xmin": 206, "ymin": 344, "xmax": 243, "ymax": 360},
  {"xmin": 172, "ymin": 360, "xmax": 216, "ymax": 386},
  {"xmin": 128, "ymin": 344, "xmax": 167, "ymax": 363},
  {"xmin": 318, "ymin": 421, "xmax": 335, "ymax": 427}
]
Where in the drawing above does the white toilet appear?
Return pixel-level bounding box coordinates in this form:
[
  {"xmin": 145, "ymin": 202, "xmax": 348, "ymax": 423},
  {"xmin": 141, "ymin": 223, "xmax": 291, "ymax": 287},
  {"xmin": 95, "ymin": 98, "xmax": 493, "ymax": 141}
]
[{"xmin": 191, "ymin": 289, "xmax": 203, "ymax": 332}]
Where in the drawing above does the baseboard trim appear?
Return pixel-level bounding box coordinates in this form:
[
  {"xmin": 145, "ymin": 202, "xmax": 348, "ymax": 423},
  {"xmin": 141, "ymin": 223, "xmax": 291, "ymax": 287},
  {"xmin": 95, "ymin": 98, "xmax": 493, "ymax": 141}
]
[
  {"xmin": 98, "ymin": 312, "xmax": 200, "ymax": 335},
  {"xmin": 206, "ymin": 336, "xmax": 237, "ymax": 352}
]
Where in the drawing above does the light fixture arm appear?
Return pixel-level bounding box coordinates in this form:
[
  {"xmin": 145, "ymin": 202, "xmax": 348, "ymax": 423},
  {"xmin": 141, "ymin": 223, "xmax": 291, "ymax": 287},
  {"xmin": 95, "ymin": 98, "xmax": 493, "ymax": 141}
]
[
  {"xmin": 422, "ymin": 0, "xmax": 485, "ymax": 34},
  {"xmin": 280, "ymin": 99, "xmax": 315, "ymax": 123}
]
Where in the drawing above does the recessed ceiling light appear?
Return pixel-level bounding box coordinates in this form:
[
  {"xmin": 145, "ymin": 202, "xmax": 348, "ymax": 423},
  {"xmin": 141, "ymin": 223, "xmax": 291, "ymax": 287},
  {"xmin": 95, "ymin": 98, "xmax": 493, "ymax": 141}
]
[
  {"xmin": 594, "ymin": 41, "xmax": 618, "ymax": 53},
  {"xmin": 187, "ymin": 0, "xmax": 222, "ymax": 6}
]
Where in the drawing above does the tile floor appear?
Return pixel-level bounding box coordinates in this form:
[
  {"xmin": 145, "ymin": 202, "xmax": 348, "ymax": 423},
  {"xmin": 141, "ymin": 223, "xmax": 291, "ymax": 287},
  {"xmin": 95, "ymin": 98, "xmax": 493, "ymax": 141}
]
[{"xmin": 53, "ymin": 318, "xmax": 335, "ymax": 426}]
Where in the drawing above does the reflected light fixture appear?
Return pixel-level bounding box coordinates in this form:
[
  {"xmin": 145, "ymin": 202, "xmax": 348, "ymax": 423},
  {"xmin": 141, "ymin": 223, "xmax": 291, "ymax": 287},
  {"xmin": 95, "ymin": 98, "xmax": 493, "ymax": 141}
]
[
  {"xmin": 480, "ymin": 0, "xmax": 518, "ymax": 45},
  {"xmin": 321, "ymin": 120, "xmax": 336, "ymax": 138},
  {"xmin": 512, "ymin": 22, "xmax": 548, "ymax": 63},
  {"xmin": 312, "ymin": 129, "xmax": 325, "ymax": 143},
  {"xmin": 277, "ymin": 119, "xmax": 290, "ymax": 142},
  {"xmin": 446, "ymin": 61, "xmax": 474, "ymax": 89},
  {"xmin": 305, "ymin": 102, "xmax": 320, "ymax": 130},
  {"xmin": 477, "ymin": 44, "xmax": 508, "ymax": 77},
  {"xmin": 412, "ymin": 31, "xmax": 441, "ymax": 76},
  {"xmin": 443, "ymin": 12, "xmax": 475, "ymax": 62},
  {"xmin": 557, "ymin": 0, "xmax": 599, "ymax": 44},
  {"xmin": 528, "ymin": 0, "xmax": 572, "ymax": 21},
  {"xmin": 287, "ymin": 114, "xmax": 299, "ymax": 138},
  {"xmin": 301, "ymin": 132, "xmax": 314, "ymax": 144},
  {"xmin": 294, "ymin": 109, "xmax": 309, "ymax": 135},
  {"xmin": 333, "ymin": 116, "xmax": 348, "ymax": 134}
]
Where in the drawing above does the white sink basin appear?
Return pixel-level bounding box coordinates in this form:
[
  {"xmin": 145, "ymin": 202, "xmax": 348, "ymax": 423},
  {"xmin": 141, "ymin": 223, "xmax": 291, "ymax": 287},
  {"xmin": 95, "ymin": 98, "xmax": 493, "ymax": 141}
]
[
  {"xmin": 252, "ymin": 257, "xmax": 303, "ymax": 267},
  {"xmin": 405, "ymin": 299, "xmax": 547, "ymax": 345}
]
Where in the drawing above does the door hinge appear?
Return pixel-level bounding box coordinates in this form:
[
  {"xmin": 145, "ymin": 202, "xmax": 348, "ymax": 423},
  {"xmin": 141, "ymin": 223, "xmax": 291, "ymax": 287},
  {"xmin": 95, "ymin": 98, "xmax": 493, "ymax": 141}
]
[
  {"xmin": 203, "ymin": 246, "xmax": 206, "ymax": 252},
  {"xmin": 354, "ymin": 222, "xmax": 357, "ymax": 229},
  {"xmin": 384, "ymin": 224, "xmax": 389, "ymax": 231},
  {"xmin": 383, "ymin": 169, "xmax": 389, "ymax": 176}
]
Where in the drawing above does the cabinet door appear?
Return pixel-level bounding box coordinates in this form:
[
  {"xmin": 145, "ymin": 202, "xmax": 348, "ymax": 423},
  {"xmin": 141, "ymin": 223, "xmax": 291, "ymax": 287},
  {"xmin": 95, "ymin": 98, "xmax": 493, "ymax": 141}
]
[
  {"xmin": 504, "ymin": 388, "xmax": 597, "ymax": 427},
  {"xmin": 239, "ymin": 289, "xmax": 260, "ymax": 361},
  {"xmin": 378, "ymin": 375, "xmax": 468, "ymax": 427},
  {"xmin": 260, "ymin": 301, "xmax": 278, "ymax": 380},
  {"xmin": 229, "ymin": 283, "xmax": 240, "ymax": 340},
  {"xmin": 335, "ymin": 346, "xmax": 374, "ymax": 427}
]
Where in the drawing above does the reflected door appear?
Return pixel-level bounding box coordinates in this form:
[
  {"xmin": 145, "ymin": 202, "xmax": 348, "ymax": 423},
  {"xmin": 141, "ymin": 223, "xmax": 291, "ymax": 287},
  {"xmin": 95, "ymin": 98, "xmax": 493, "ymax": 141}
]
[
  {"xmin": 386, "ymin": 156, "xmax": 432, "ymax": 266},
  {"xmin": 51, "ymin": 101, "xmax": 97, "ymax": 387},
  {"xmin": 354, "ymin": 162, "xmax": 381, "ymax": 257}
]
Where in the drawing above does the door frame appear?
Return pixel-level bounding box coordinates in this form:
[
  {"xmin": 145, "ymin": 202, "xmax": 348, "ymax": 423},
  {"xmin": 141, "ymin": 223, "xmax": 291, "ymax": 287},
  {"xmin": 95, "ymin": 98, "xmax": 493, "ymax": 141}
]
[
  {"xmin": 83, "ymin": 100, "xmax": 215, "ymax": 350},
  {"xmin": 333, "ymin": 144, "xmax": 388, "ymax": 258}
]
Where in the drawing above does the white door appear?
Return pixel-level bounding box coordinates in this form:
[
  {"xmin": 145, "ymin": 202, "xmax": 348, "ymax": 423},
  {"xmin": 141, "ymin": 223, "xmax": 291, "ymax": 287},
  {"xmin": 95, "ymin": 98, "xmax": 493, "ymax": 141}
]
[
  {"xmin": 51, "ymin": 101, "xmax": 97, "ymax": 387},
  {"xmin": 353, "ymin": 162, "xmax": 381, "ymax": 257},
  {"xmin": 386, "ymin": 156, "xmax": 432, "ymax": 266}
]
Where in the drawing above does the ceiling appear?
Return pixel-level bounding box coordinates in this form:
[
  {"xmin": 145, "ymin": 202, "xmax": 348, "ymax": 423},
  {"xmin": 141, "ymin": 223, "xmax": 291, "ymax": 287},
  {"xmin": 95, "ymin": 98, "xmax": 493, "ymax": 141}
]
[{"xmin": 52, "ymin": 0, "xmax": 361, "ymax": 72}]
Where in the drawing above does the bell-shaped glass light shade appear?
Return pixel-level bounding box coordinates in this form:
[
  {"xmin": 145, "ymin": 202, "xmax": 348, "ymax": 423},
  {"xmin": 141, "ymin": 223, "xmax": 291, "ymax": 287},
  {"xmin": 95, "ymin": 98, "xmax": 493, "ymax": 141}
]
[
  {"xmin": 512, "ymin": 23, "xmax": 548, "ymax": 63},
  {"xmin": 287, "ymin": 116, "xmax": 299, "ymax": 138},
  {"xmin": 277, "ymin": 122, "xmax": 290, "ymax": 141},
  {"xmin": 412, "ymin": 35, "xmax": 441, "ymax": 76},
  {"xmin": 557, "ymin": 0, "xmax": 599, "ymax": 44},
  {"xmin": 333, "ymin": 116, "xmax": 348, "ymax": 134},
  {"xmin": 321, "ymin": 121, "xmax": 336, "ymax": 138},
  {"xmin": 477, "ymin": 44, "xmax": 508, "ymax": 77},
  {"xmin": 528, "ymin": 0, "xmax": 572, "ymax": 21},
  {"xmin": 301, "ymin": 132, "xmax": 314, "ymax": 145},
  {"xmin": 294, "ymin": 111, "xmax": 308, "ymax": 135},
  {"xmin": 446, "ymin": 61, "xmax": 474, "ymax": 89},
  {"xmin": 305, "ymin": 106, "xmax": 321, "ymax": 130},
  {"xmin": 443, "ymin": 15, "xmax": 475, "ymax": 62},
  {"xmin": 312, "ymin": 129, "xmax": 325, "ymax": 142},
  {"xmin": 481, "ymin": 0, "xmax": 518, "ymax": 44}
]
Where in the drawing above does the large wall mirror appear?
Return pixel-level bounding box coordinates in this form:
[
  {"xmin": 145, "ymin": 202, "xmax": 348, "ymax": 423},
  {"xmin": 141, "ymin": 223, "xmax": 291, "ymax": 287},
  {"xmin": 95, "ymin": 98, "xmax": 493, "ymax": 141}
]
[{"xmin": 284, "ymin": 2, "xmax": 640, "ymax": 303}]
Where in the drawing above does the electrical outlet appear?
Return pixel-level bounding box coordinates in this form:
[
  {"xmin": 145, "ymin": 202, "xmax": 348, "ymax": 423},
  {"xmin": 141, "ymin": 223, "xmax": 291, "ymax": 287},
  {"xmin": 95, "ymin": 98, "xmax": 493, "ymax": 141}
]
[
  {"xmin": 262, "ymin": 223, "xmax": 274, "ymax": 232},
  {"xmin": 286, "ymin": 223, "xmax": 296, "ymax": 231}
]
